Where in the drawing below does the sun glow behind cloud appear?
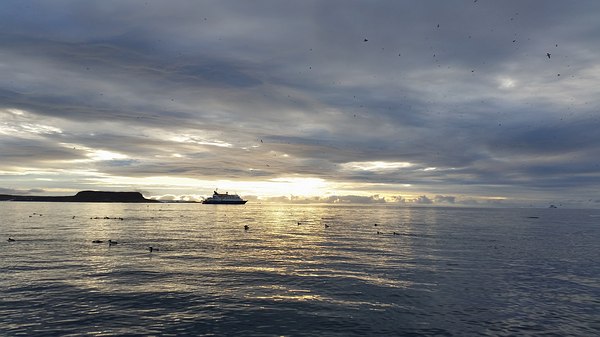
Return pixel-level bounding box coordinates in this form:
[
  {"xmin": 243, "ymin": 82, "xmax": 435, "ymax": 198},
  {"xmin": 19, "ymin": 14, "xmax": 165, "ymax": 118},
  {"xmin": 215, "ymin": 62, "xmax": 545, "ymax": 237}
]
[
  {"xmin": 91, "ymin": 175, "xmax": 331, "ymax": 198},
  {"xmin": 171, "ymin": 135, "xmax": 233, "ymax": 148},
  {"xmin": 341, "ymin": 161, "xmax": 413, "ymax": 171},
  {"xmin": 1, "ymin": 108, "xmax": 63, "ymax": 136},
  {"xmin": 88, "ymin": 150, "xmax": 129, "ymax": 161},
  {"xmin": 498, "ymin": 77, "xmax": 516, "ymax": 89},
  {"xmin": 58, "ymin": 143, "xmax": 130, "ymax": 162},
  {"xmin": 265, "ymin": 177, "xmax": 329, "ymax": 196}
]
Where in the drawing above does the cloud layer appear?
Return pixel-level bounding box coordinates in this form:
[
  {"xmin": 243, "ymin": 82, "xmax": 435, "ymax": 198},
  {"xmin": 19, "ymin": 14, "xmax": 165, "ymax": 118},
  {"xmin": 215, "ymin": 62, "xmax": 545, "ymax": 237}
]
[{"xmin": 1, "ymin": 1, "xmax": 600, "ymax": 207}]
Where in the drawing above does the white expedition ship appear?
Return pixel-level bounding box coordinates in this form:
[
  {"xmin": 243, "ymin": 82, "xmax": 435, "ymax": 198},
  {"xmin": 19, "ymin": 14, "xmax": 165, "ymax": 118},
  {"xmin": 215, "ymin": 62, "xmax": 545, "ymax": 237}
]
[{"xmin": 202, "ymin": 190, "xmax": 247, "ymax": 204}]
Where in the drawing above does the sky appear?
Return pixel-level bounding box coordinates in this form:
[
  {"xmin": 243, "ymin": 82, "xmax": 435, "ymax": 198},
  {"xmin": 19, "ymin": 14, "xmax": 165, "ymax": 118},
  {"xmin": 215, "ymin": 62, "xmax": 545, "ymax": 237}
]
[{"xmin": 1, "ymin": 1, "xmax": 600, "ymax": 207}]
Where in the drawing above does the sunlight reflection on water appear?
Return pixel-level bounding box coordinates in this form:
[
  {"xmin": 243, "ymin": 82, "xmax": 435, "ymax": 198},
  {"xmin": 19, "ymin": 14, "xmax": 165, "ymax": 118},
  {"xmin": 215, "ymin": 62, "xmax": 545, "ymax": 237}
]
[{"xmin": 1, "ymin": 202, "xmax": 599, "ymax": 336}]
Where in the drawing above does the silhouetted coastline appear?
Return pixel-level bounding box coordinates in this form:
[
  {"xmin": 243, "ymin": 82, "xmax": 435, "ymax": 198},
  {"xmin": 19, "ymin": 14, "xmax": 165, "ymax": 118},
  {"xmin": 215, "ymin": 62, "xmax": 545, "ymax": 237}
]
[{"xmin": 0, "ymin": 190, "xmax": 158, "ymax": 203}]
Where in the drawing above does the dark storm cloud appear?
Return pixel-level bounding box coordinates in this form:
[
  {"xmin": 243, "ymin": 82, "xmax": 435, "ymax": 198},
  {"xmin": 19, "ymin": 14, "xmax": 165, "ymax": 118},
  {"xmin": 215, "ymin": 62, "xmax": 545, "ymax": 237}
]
[{"xmin": 1, "ymin": 0, "xmax": 600, "ymax": 204}]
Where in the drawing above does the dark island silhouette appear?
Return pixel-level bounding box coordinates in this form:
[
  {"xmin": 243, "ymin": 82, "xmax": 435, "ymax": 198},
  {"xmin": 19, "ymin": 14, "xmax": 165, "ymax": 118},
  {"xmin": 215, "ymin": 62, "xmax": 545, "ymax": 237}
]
[{"xmin": 0, "ymin": 190, "xmax": 159, "ymax": 203}]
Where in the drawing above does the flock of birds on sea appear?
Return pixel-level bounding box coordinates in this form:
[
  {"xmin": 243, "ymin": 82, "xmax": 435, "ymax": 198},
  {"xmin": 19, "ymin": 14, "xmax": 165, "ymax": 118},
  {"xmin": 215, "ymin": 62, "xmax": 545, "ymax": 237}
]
[
  {"xmin": 5, "ymin": 212, "xmax": 449, "ymax": 252},
  {"xmin": 6, "ymin": 236, "xmax": 160, "ymax": 252},
  {"xmin": 8, "ymin": 213, "xmax": 161, "ymax": 252},
  {"xmin": 6, "ymin": 206, "xmax": 545, "ymax": 251}
]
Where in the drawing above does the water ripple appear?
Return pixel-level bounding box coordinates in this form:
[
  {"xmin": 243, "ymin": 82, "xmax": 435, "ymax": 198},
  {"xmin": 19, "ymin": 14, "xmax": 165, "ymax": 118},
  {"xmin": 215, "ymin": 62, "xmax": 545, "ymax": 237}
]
[{"xmin": 1, "ymin": 203, "xmax": 599, "ymax": 336}]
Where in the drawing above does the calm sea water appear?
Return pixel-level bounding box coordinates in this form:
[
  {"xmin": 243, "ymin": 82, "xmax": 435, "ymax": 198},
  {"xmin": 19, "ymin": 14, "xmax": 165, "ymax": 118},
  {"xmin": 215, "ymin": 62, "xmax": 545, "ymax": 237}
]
[{"xmin": 1, "ymin": 202, "xmax": 598, "ymax": 336}]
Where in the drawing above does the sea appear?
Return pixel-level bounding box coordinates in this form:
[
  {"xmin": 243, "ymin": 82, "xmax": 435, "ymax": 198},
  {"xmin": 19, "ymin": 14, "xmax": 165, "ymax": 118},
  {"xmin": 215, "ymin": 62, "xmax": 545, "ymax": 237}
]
[{"xmin": 1, "ymin": 202, "xmax": 598, "ymax": 336}]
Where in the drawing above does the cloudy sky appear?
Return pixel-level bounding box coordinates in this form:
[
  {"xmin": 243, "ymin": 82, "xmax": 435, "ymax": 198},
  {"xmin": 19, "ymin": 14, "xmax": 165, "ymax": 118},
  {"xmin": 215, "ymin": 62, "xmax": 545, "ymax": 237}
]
[{"xmin": 1, "ymin": 1, "xmax": 600, "ymax": 206}]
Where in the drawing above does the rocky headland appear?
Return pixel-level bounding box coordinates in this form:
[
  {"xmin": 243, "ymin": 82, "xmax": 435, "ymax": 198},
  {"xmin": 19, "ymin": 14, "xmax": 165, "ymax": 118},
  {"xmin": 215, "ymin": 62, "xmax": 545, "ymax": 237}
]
[{"xmin": 0, "ymin": 191, "xmax": 158, "ymax": 203}]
